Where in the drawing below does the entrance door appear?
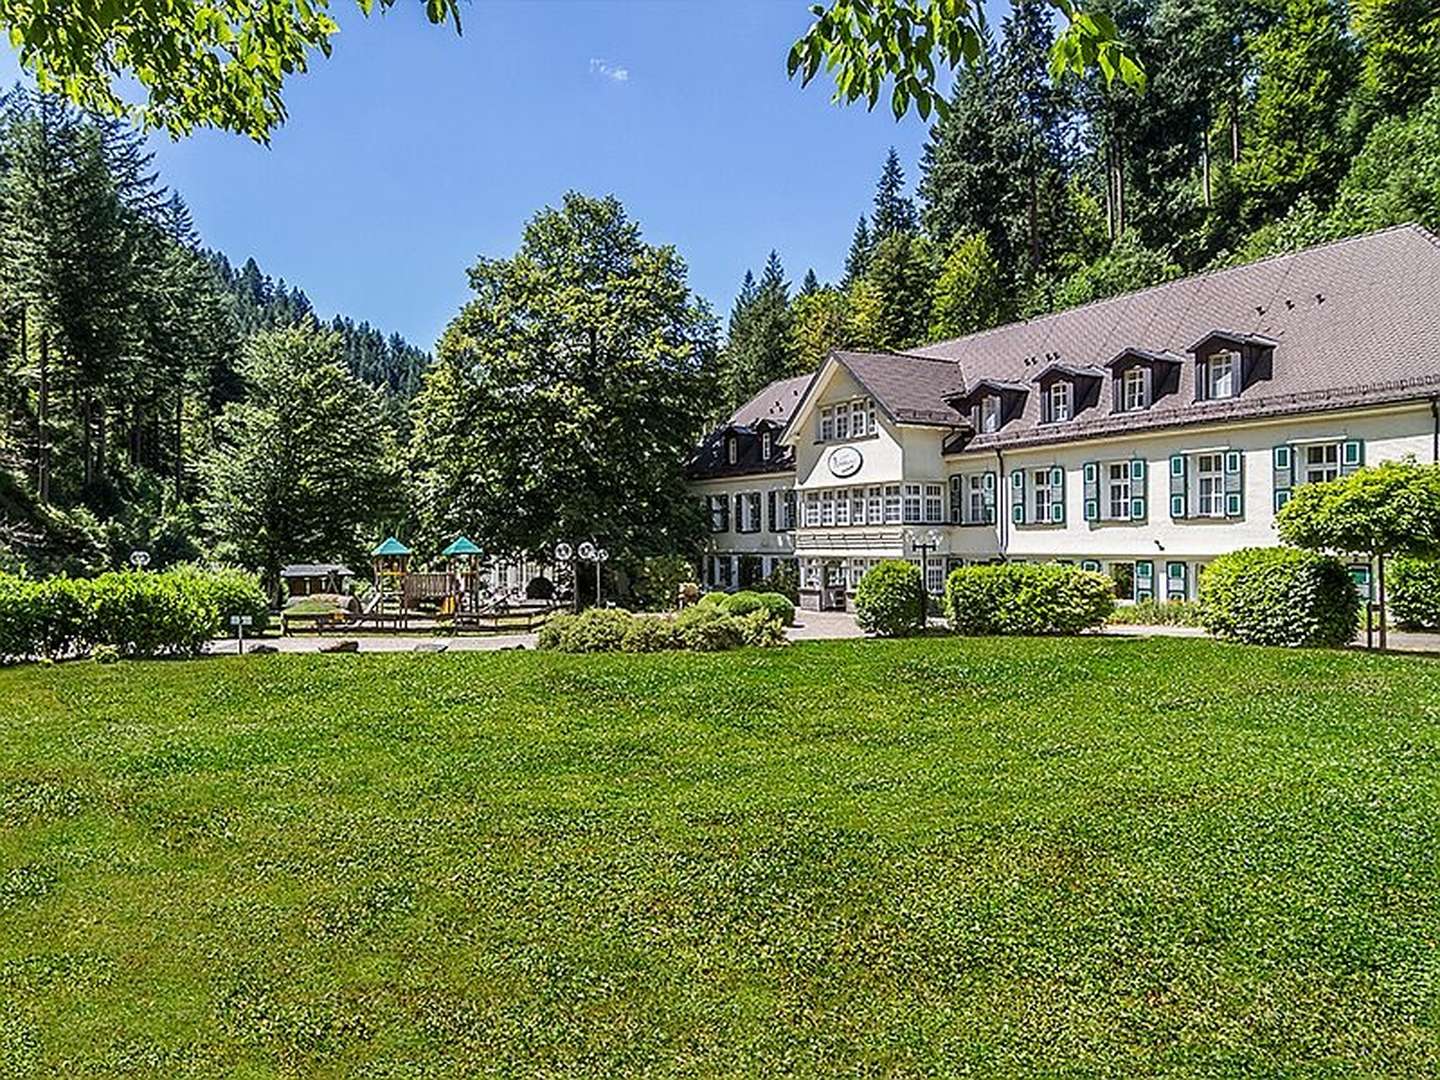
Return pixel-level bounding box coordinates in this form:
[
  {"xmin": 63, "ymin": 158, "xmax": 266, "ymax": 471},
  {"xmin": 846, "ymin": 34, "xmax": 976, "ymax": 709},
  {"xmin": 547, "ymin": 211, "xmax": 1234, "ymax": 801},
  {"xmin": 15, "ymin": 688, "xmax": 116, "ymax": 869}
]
[{"xmin": 821, "ymin": 562, "xmax": 848, "ymax": 611}]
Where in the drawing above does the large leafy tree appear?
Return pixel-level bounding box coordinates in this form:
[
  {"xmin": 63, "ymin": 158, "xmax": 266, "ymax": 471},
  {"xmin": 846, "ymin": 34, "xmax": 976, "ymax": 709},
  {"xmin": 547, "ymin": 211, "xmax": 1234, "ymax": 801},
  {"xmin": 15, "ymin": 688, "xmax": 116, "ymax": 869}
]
[
  {"xmin": 790, "ymin": 0, "xmax": 1144, "ymax": 121},
  {"xmin": 929, "ymin": 232, "xmax": 1008, "ymax": 339},
  {"xmin": 199, "ymin": 323, "xmax": 400, "ymax": 596},
  {"xmin": 408, "ymin": 193, "xmax": 718, "ymax": 572},
  {"xmin": 0, "ymin": 0, "xmax": 461, "ymax": 141},
  {"xmin": 1352, "ymin": 0, "xmax": 1440, "ymax": 119},
  {"xmin": 1278, "ymin": 459, "xmax": 1440, "ymax": 648}
]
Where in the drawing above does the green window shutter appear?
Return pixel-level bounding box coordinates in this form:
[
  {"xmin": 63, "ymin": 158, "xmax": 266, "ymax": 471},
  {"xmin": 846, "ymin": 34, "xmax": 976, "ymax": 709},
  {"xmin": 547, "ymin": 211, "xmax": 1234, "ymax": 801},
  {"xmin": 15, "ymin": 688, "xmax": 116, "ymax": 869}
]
[
  {"xmin": 1050, "ymin": 466, "xmax": 1066, "ymax": 524},
  {"xmin": 1010, "ymin": 469, "xmax": 1026, "ymax": 525},
  {"xmin": 1272, "ymin": 445, "xmax": 1293, "ymax": 507},
  {"xmin": 1083, "ymin": 462, "xmax": 1099, "ymax": 522},
  {"xmin": 983, "ymin": 471, "xmax": 997, "ymax": 524},
  {"xmin": 1135, "ymin": 560, "xmax": 1154, "ymax": 600},
  {"xmin": 1224, "ymin": 450, "xmax": 1244, "ymax": 519},
  {"xmin": 1130, "ymin": 458, "xmax": 1147, "ymax": 521},
  {"xmin": 1341, "ymin": 439, "xmax": 1364, "ymax": 475},
  {"xmin": 1169, "ymin": 454, "xmax": 1188, "ymax": 519},
  {"xmin": 1166, "ymin": 561, "xmax": 1188, "ymax": 600}
]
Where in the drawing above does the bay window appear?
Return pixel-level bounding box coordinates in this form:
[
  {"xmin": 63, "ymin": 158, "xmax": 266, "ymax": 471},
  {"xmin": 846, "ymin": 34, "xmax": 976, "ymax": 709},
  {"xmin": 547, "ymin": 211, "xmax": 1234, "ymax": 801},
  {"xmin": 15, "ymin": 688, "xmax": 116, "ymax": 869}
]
[
  {"xmin": 867, "ymin": 486, "xmax": 883, "ymax": 523},
  {"xmin": 924, "ymin": 483, "xmax": 944, "ymax": 524},
  {"xmin": 803, "ymin": 492, "xmax": 820, "ymax": 528},
  {"xmin": 820, "ymin": 490, "xmax": 836, "ymax": 527},
  {"xmin": 902, "ymin": 483, "xmax": 923, "ymax": 523}
]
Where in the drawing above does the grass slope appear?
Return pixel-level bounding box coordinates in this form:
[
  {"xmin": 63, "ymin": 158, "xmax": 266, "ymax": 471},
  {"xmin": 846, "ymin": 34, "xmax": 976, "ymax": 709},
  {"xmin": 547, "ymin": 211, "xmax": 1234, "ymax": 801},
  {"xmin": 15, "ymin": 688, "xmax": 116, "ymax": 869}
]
[{"xmin": 0, "ymin": 638, "xmax": 1436, "ymax": 1077}]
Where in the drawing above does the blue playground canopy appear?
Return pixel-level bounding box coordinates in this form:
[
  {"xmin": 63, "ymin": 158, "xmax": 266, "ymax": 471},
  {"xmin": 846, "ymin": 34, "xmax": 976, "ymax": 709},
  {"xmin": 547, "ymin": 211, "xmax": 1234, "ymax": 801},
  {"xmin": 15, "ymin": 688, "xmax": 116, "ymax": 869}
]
[{"xmin": 441, "ymin": 536, "xmax": 483, "ymax": 557}]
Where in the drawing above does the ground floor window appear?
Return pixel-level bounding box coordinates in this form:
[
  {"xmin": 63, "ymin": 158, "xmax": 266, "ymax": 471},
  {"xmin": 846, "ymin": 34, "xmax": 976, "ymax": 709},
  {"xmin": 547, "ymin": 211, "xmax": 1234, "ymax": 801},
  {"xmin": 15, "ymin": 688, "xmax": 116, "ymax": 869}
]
[
  {"xmin": 714, "ymin": 556, "xmax": 734, "ymax": 589},
  {"xmin": 739, "ymin": 554, "xmax": 764, "ymax": 588},
  {"xmin": 925, "ymin": 560, "xmax": 945, "ymax": 595},
  {"xmin": 801, "ymin": 558, "xmax": 821, "ymax": 590},
  {"xmin": 1109, "ymin": 561, "xmax": 1135, "ymax": 601}
]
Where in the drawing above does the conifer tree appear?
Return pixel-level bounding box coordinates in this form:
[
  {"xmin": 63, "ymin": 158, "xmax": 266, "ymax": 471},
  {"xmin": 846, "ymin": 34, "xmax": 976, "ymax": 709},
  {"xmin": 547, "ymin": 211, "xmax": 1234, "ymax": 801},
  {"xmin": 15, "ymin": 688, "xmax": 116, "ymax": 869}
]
[
  {"xmin": 842, "ymin": 216, "xmax": 872, "ymax": 286},
  {"xmin": 871, "ymin": 147, "xmax": 917, "ymax": 238}
]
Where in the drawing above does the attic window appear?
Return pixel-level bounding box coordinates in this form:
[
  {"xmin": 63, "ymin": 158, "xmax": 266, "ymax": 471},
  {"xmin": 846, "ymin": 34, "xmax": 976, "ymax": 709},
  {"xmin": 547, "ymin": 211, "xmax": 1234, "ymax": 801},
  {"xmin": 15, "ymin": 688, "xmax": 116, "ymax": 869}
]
[
  {"xmin": 1122, "ymin": 367, "xmax": 1150, "ymax": 411},
  {"xmin": 1203, "ymin": 351, "xmax": 1238, "ymax": 400},
  {"xmin": 761, "ymin": 431, "xmax": 773, "ymax": 460},
  {"xmin": 1044, "ymin": 381, "xmax": 1073, "ymax": 423},
  {"xmin": 980, "ymin": 395, "xmax": 1001, "ymax": 433},
  {"xmin": 726, "ymin": 436, "xmax": 738, "ymax": 465}
]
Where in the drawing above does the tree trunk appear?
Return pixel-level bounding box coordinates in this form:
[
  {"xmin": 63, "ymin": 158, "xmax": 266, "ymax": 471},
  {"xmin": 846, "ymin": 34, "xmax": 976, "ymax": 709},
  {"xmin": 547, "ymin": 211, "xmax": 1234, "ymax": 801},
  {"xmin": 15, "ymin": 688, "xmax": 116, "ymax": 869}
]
[
  {"xmin": 37, "ymin": 323, "xmax": 49, "ymax": 504},
  {"xmin": 1229, "ymin": 92, "xmax": 1240, "ymax": 164},
  {"xmin": 1201, "ymin": 128, "xmax": 1212, "ymax": 208},
  {"xmin": 1378, "ymin": 552, "xmax": 1387, "ymax": 650}
]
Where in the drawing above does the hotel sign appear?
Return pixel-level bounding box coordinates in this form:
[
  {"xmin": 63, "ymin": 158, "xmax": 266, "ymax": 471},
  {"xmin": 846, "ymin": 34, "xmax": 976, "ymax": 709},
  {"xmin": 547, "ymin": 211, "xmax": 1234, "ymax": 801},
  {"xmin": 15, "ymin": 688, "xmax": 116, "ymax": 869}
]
[{"xmin": 827, "ymin": 445, "xmax": 863, "ymax": 478}]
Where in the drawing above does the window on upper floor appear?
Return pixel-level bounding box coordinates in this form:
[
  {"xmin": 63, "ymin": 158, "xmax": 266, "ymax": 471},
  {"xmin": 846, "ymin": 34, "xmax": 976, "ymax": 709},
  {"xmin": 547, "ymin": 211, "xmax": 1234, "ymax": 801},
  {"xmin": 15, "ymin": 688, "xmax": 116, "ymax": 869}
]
[
  {"xmin": 1122, "ymin": 366, "xmax": 1150, "ymax": 412},
  {"xmin": 850, "ymin": 488, "xmax": 867, "ymax": 527},
  {"xmin": 1032, "ymin": 468, "xmax": 1060, "ymax": 523},
  {"xmin": 708, "ymin": 495, "xmax": 730, "ymax": 533},
  {"xmin": 924, "ymin": 484, "xmax": 944, "ymax": 524},
  {"xmin": 802, "ymin": 492, "xmax": 821, "ymax": 528},
  {"xmin": 902, "ymin": 483, "xmax": 924, "ymax": 524},
  {"xmin": 1304, "ymin": 442, "xmax": 1339, "ymax": 484},
  {"xmin": 761, "ymin": 431, "xmax": 772, "ymax": 460},
  {"xmin": 1044, "ymin": 381, "xmax": 1073, "ymax": 423},
  {"xmin": 726, "ymin": 436, "xmax": 738, "ymax": 465},
  {"xmin": 1194, "ymin": 453, "xmax": 1226, "ymax": 517},
  {"xmin": 1205, "ymin": 351, "xmax": 1238, "ymax": 400},
  {"xmin": 816, "ymin": 397, "xmax": 875, "ymax": 443},
  {"xmin": 884, "ymin": 484, "xmax": 902, "ymax": 524},
  {"xmin": 835, "ymin": 402, "xmax": 850, "ymax": 440},
  {"xmin": 1107, "ymin": 462, "xmax": 1131, "ymax": 520},
  {"xmin": 980, "ymin": 394, "xmax": 1001, "ymax": 433},
  {"xmin": 819, "ymin": 407, "xmax": 834, "ymax": 441}
]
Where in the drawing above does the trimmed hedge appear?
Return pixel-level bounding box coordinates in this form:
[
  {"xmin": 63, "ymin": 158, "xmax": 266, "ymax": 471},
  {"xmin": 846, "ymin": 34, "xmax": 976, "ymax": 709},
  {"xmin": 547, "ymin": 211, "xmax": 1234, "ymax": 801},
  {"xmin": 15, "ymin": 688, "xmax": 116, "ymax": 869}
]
[
  {"xmin": 698, "ymin": 590, "xmax": 796, "ymax": 627},
  {"xmin": 1389, "ymin": 557, "xmax": 1440, "ymax": 630},
  {"xmin": 537, "ymin": 604, "xmax": 785, "ymax": 654},
  {"xmin": 854, "ymin": 560, "xmax": 925, "ymax": 637},
  {"xmin": 1198, "ymin": 547, "xmax": 1359, "ymax": 648},
  {"xmin": 0, "ymin": 566, "xmax": 270, "ymax": 663},
  {"xmin": 1106, "ymin": 598, "xmax": 1203, "ymax": 627},
  {"xmin": 945, "ymin": 563, "xmax": 1115, "ymax": 636}
]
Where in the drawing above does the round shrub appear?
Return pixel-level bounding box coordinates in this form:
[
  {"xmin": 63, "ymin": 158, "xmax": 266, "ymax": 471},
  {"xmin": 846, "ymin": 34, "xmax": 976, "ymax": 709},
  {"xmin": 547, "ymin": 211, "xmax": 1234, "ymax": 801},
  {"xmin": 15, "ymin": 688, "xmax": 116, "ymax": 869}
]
[
  {"xmin": 674, "ymin": 604, "xmax": 746, "ymax": 652},
  {"xmin": 1388, "ymin": 557, "xmax": 1440, "ymax": 630},
  {"xmin": 722, "ymin": 590, "xmax": 766, "ymax": 617},
  {"xmin": 167, "ymin": 564, "xmax": 271, "ymax": 635},
  {"xmin": 854, "ymin": 560, "xmax": 924, "ymax": 637},
  {"xmin": 535, "ymin": 607, "xmax": 635, "ymax": 653},
  {"xmin": 621, "ymin": 615, "xmax": 681, "ymax": 653},
  {"xmin": 737, "ymin": 608, "xmax": 787, "ymax": 648},
  {"xmin": 754, "ymin": 591, "xmax": 795, "ymax": 627},
  {"xmin": 88, "ymin": 571, "xmax": 213, "ymax": 658},
  {"xmin": 945, "ymin": 563, "xmax": 1115, "ymax": 636},
  {"xmin": 1198, "ymin": 547, "xmax": 1359, "ymax": 648},
  {"xmin": 697, "ymin": 591, "xmax": 728, "ymax": 610}
]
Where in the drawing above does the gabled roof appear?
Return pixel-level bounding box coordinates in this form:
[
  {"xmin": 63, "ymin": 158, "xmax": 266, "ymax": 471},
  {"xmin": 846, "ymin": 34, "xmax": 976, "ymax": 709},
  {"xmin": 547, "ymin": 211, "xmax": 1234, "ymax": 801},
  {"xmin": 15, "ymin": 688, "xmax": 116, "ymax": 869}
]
[
  {"xmin": 1106, "ymin": 347, "xmax": 1185, "ymax": 369},
  {"xmin": 909, "ymin": 225, "xmax": 1440, "ymax": 449},
  {"xmin": 828, "ymin": 350, "xmax": 967, "ymax": 425},
  {"xmin": 688, "ymin": 375, "xmax": 808, "ymax": 480}
]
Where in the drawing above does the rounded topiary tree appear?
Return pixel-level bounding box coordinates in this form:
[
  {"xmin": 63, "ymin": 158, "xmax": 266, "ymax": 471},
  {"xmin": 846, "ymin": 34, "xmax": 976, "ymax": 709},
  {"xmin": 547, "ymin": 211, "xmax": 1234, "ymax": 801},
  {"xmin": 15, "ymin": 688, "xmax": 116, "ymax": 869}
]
[
  {"xmin": 1388, "ymin": 557, "xmax": 1440, "ymax": 630},
  {"xmin": 1198, "ymin": 547, "xmax": 1360, "ymax": 648},
  {"xmin": 854, "ymin": 559, "xmax": 924, "ymax": 637},
  {"xmin": 1277, "ymin": 459, "xmax": 1440, "ymax": 648}
]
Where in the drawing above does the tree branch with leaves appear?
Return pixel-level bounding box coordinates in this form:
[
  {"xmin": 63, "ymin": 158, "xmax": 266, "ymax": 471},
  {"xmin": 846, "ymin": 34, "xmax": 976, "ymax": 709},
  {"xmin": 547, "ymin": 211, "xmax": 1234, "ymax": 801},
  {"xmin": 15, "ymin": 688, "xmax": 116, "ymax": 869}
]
[{"xmin": 789, "ymin": 0, "xmax": 1146, "ymax": 121}]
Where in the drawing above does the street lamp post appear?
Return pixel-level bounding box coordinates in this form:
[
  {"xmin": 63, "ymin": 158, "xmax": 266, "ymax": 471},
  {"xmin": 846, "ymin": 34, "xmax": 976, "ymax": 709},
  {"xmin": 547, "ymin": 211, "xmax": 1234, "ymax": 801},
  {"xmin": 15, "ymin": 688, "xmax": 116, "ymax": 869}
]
[
  {"xmin": 554, "ymin": 541, "xmax": 577, "ymax": 613},
  {"xmin": 907, "ymin": 529, "xmax": 942, "ymax": 633}
]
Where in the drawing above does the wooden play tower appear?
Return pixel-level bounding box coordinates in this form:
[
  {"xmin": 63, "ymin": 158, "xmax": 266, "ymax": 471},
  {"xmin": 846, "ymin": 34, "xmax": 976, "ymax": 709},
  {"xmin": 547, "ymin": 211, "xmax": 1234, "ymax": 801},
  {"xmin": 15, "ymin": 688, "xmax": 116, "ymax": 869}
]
[{"xmin": 370, "ymin": 536, "xmax": 412, "ymax": 615}]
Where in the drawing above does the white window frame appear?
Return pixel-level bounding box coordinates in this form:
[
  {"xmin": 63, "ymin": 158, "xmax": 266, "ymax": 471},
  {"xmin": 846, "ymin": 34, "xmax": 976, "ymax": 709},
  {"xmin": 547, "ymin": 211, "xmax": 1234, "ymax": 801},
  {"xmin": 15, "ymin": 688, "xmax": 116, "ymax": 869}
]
[
  {"xmin": 884, "ymin": 485, "xmax": 902, "ymax": 524},
  {"xmin": 1304, "ymin": 442, "xmax": 1340, "ymax": 484},
  {"xmin": 1122, "ymin": 367, "xmax": 1149, "ymax": 411},
  {"xmin": 820, "ymin": 490, "xmax": 836, "ymax": 527},
  {"xmin": 980, "ymin": 394, "xmax": 1001, "ymax": 433},
  {"xmin": 726, "ymin": 436, "xmax": 737, "ymax": 465},
  {"xmin": 1207, "ymin": 352, "xmax": 1237, "ymax": 400},
  {"xmin": 924, "ymin": 483, "xmax": 944, "ymax": 524},
  {"xmin": 1032, "ymin": 469, "xmax": 1057, "ymax": 523},
  {"xmin": 834, "ymin": 402, "xmax": 850, "ymax": 441},
  {"xmin": 819, "ymin": 407, "xmax": 834, "ymax": 442},
  {"xmin": 850, "ymin": 488, "xmax": 867, "ymax": 526},
  {"xmin": 1106, "ymin": 462, "xmax": 1131, "ymax": 521},
  {"xmin": 902, "ymin": 483, "xmax": 923, "ymax": 524},
  {"xmin": 1046, "ymin": 381, "xmax": 1072, "ymax": 423},
  {"xmin": 867, "ymin": 486, "xmax": 883, "ymax": 523},
  {"xmin": 1195, "ymin": 453, "xmax": 1226, "ymax": 517},
  {"xmin": 761, "ymin": 431, "xmax": 772, "ymax": 460},
  {"xmin": 803, "ymin": 492, "xmax": 820, "ymax": 528},
  {"xmin": 968, "ymin": 475, "xmax": 986, "ymax": 525},
  {"xmin": 925, "ymin": 560, "xmax": 945, "ymax": 596}
]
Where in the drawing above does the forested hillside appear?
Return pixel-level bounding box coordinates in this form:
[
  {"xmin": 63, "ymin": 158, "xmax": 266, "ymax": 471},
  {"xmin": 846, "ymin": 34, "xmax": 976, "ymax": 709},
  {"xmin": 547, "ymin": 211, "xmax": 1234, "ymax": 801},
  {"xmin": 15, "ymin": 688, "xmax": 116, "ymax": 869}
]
[
  {"xmin": 718, "ymin": 0, "xmax": 1440, "ymax": 408},
  {"xmin": 0, "ymin": 89, "xmax": 428, "ymax": 576}
]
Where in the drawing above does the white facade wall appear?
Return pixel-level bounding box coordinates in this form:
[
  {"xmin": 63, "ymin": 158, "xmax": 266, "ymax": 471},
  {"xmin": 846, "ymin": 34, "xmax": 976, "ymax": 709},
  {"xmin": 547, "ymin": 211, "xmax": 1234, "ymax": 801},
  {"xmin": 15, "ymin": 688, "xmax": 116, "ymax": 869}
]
[
  {"xmin": 693, "ymin": 474, "xmax": 797, "ymax": 590},
  {"xmin": 712, "ymin": 379, "xmax": 1438, "ymax": 607}
]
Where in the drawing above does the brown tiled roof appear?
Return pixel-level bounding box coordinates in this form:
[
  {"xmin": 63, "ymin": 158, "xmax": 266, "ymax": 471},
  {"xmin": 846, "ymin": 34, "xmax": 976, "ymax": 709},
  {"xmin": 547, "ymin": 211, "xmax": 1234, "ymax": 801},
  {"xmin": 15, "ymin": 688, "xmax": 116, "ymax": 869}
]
[
  {"xmin": 831, "ymin": 350, "xmax": 966, "ymax": 424},
  {"xmin": 726, "ymin": 373, "xmax": 812, "ymax": 427},
  {"xmin": 911, "ymin": 224, "xmax": 1440, "ymax": 450}
]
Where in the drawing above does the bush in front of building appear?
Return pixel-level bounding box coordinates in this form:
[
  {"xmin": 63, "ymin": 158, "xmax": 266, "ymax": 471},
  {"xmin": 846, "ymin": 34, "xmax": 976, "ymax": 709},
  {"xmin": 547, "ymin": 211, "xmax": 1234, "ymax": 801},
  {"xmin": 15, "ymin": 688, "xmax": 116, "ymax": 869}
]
[
  {"xmin": 759, "ymin": 563, "xmax": 800, "ymax": 603},
  {"xmin": 537, "ymin": 604, "xmax": 786, "ymax": 654},
  {"xmin": 854, "ymin": 560, "xmax": 925, "ymax": 637},
  {"xmin": 1384, "ymin": 557, "xmax": 1440, "ymax": 630},
  {"xmin": 1106, "ymin": 598, "xmax": 1203, "ymax": 627},
  {"xmin": 167, "ymin": 563, "xmax": 271, "ymax": 634},
  {"xmin": 86, "ymin": 572, "xmax": 215, "ymax": 659},
  {"xmin": 945, "ymin": 563, "xmax": 1115, "ymax": 636},
  {"xmin": 1198, "ymin": 547, "xmax": 1359, "ymax": 648}
]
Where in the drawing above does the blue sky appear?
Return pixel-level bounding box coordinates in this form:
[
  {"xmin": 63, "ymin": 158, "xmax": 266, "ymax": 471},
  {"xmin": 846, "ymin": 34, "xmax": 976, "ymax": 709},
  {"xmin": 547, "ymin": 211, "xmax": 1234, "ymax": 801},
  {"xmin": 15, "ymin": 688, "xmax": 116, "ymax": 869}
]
[{"xmin": 5, "ymin": 1, "xmax": 981, "ymax": 349}]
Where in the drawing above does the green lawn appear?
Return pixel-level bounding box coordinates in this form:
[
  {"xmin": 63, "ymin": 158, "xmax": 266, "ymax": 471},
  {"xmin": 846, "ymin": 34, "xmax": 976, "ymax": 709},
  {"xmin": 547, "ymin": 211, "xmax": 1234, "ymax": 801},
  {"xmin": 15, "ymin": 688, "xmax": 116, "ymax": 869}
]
[{"xmin": 0, "ymin": 638, "xmax": 1436, "ymax": 1077}]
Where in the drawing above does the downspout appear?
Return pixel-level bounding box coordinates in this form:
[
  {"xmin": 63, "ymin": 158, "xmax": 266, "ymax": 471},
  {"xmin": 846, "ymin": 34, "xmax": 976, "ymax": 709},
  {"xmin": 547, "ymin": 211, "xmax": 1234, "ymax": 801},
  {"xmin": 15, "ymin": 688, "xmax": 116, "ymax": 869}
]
[
  {"xmin": 1431, "ymin": 396, "xmax": 1438, "ymax": 463},
  {"xmin": 995, "ymin": 446, "xmax": 1008, "ymax": 562}
]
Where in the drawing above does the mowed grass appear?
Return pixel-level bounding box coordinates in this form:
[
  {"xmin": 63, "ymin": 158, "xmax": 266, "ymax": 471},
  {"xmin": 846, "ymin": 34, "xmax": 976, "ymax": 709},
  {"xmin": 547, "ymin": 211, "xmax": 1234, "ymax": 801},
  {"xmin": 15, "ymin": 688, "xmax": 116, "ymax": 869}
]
[{"xmin": 0, "ymin": 638, "xmax": 1436, "ymax": 1078}]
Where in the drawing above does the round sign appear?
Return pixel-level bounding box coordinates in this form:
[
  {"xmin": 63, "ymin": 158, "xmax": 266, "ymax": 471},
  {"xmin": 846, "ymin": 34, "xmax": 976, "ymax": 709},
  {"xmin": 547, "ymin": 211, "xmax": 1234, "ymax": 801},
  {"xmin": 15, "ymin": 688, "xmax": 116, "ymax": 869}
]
[{"xmin": 827, "ymin": 445, "xmax": 863, "ymax": 478}]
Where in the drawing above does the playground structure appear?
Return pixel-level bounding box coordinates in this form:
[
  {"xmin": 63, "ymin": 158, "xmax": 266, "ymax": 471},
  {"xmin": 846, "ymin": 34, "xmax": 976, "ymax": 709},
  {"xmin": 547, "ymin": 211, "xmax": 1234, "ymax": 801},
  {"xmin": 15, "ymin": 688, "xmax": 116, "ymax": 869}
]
[{"xmin": 280, "ymin": 535, "xmax": 556, "ymax": 635}]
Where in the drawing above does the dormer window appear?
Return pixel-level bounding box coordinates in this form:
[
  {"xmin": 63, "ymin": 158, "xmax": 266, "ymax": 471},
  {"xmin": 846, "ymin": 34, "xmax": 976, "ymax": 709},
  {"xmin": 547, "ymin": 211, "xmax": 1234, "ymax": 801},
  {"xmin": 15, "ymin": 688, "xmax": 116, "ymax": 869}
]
[
  {"xmin": 980, "ymin": 394, "xmax": 1001, "ymax": 433},
  {"xmin": 1205, "ymin": 351, "xmax": 1238, "ymax": 400},
  {"xmin": 1122, "ymin": 367, "xmax": 1150, "ymax": 411},
  {"xmin": 726, "ymin": 436, "xmax": 738, "ymax": 465},
  {"xmin": 1044, "ymin": 381, "xmax": 1073, "ymax": 423},
  {"xmin": 761, "ymin": 430, "xmax": 772, "ymax": 460}
]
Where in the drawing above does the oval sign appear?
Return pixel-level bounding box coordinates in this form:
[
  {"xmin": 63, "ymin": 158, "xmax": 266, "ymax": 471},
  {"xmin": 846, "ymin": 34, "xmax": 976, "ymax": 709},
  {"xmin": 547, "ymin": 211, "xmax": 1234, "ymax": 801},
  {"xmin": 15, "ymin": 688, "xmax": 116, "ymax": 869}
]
[{"xmin": 828, "ymin": 445, "xmax": 863, "ymax": 478}]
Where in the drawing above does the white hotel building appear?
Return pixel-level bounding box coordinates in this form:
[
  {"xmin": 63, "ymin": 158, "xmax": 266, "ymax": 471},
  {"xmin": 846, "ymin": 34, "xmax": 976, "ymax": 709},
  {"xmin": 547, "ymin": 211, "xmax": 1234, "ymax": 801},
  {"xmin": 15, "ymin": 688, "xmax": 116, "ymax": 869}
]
[{"xmin": 687, "ymin": 226, "xmax": 1440, "ymax": 611}]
